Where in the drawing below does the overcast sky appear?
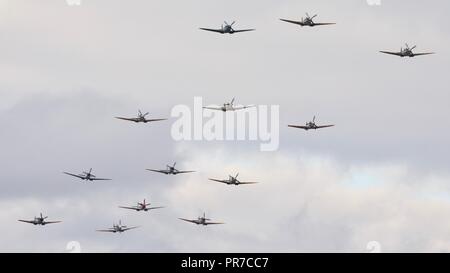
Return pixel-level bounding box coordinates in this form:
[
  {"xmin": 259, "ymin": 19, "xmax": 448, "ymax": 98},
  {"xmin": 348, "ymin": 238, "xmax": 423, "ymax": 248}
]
[{"xmin": 1, "ymin": 0, "xmax": 450, "ymax": 252}]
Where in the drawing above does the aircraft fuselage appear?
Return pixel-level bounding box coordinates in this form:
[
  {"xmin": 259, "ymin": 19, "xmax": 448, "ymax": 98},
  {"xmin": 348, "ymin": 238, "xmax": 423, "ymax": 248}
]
[
  {"xmin": 303, "ymin": 20, "xmax": 314, "ymax": 26},
  {"xmin": 222, "ymin": 104, "xmax": 234, "ymax": 111},
  {"xmin": 166, "ymin": 168, "xmax": 178, "ymax": 175},
  {"xmin": 304, "ymin": 122, "xmax": 318, "ymax": 130},
  {"xmin": 34, "ymin": 219, "xmax": 45, "ymax": 225},
  {"xmin": 221, "ymin": 25, "xmax": 234, "ymax": 34}
]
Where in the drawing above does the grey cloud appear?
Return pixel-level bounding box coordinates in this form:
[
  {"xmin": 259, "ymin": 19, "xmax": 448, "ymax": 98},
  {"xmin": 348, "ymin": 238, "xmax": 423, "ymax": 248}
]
[{"xmin": 0, "ymin": 0, "xmax": 450, "ymax": 252}]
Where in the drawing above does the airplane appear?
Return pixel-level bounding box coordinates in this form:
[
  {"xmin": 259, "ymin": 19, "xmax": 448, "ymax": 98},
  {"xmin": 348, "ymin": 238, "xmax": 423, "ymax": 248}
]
[
  {"xmin": 200, "ymin": 21, "xmax": 255, "ymax": 34},
  {"xmin": 380, "ymin": 44, "xmax": 435, "ymax": 57},
  {"xmin": 179, "ymin": 213, "xmax": 225, "ymax": 226},
  {"xmin": 119, "ymin": 199, "xmax": 164, "ymax": 212},
  {"xmin": 280, "ymin": 13, "xmax": 335, "ymax": 27},
  {"xmin": 63, "ymin": 168, "xmax": 112, "ymax": 181},
  {"xmin": 115, "ymin": 110, "xmax": 167, "ymax": 123},
  {"xmin": 203, "ymin": 98, "xmax": 255, "ymax": 112},
  {"xmin": 288, "ymin": 116, "xmax": 334, "ymax": 131},
  {"xmin": 18, "ymin": 213, "xmax": 62, "ymax": 226},
  {"xmin": 96, "ymin": 220, "xmax": 139, "ymax": 233},
  {"xmin": 209, "ymin": 173, "xmax": 258, "ymax": 186},
  {"xmin": 146, "ymin": 162, "xmax": 195, "ymax": 175}
]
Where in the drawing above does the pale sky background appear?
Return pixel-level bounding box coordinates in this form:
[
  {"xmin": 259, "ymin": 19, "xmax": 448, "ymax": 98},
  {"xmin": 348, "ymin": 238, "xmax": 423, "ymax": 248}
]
[{"xmin": 1, "ymin": 0, "xmax": 450, "ymax": 252}]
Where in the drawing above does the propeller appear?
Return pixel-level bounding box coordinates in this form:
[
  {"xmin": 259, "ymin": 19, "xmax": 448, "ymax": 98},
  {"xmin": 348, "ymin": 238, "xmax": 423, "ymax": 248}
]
[
  {"xmin": 306, "ymin": 13, "xmax": 317, "ymax": 20},
  {"xmin": 313, "ymin": 116, "xmax": 316, "ymax": 123},
  {"xmin": 235, "ymin": 173, "xmax": 239, "ymax": 179},
  {"xmin": 138, "ymin": 110, "xmax": 149, "ymax": 118},
  {"xmin": 230, "ymin": 98, "xmax": 235, "ymax": 105},
  {"xmin": 225, "ymin": 21, "xmax": 235, "ymax": 27},
  {"xmin": 224, "ymin": 21, "xmax": 236, "ymax": 32},
  {"xmin": 405, "ymin": 43, "xmax": 416, "ymax": 51},
  {"xmin": 202, "ymin": 212, "xmax": 211, "ymax": 221}
]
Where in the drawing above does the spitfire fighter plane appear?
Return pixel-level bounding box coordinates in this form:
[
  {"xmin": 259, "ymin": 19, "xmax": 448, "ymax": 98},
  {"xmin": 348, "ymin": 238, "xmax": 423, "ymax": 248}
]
[
  {"xmin": 18, "ymin": 213, "xmax": 62, "ymax": 226},
  {"xmin": 63, "ymin": 168, "xmax": 111, "ymax": 181},
  {"xmin": 115, "ymin": 110, "xmax": 167, "ymax": 123},
  {"xmin": 280, "ymin": 13, "xmax": 335, "ymax": 27},
  {"xmin": 380, "ymin": 44, "xmax": 435, "ymax": 57},
  {"xmin": 179, "ymin": 213, "xmax": 225, "ymax": 226},
  {"xmin": 146, "ymin": 162, "xmax": 195, "ymax": 175},
  {"xmin": 200, "ymin": 21, "xmax": 255, "ymax": 34},
  {"xmin": 119, "ymin": 199, "xmax": 164, "ymax": 212},
  {"xmin": 96, "ymin": 220, "xmax": 139, "ymax": 233},
  {"xmin": 288, "ymin": 116, "xmax": 334, "ymax": 131},
  {"xmin": 209, "ymin": 173, "xmax": 258, "ymax": 186},
  {"xmin": 203, "ymin": 98, "xmax": 255, "ymax": 112}
]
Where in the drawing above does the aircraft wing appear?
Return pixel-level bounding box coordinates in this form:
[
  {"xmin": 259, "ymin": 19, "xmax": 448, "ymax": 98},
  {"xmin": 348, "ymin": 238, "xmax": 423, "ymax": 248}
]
[
  {"xmin": 233, "ymin": 29, "xmax": 256, "ymax": 33},
  {"xmin": 18, "ymin": 220, "xmax": 34, "ymax": 224},
  {"xmin": 238, "ymin": 182, "xmax": 259, "ymax": 185},
  {"xmin": 119, "ymin": 206, "xmax": 138, "ymax": 211},
  {"xmin": 176, "ymin": 170, "xmax": 196, "ymax": 174},
  {"xmin": 203, "ymin": 106, "xmax": 223, "ymax": 111},
  {"xmin": 199, "ymin": 28, "xmax": 224, "ymax": 34},
  {"xmin": 280, "ymin": 19, "xmax": 305, "ymax": 26},
  {"xmin": 63, "ymin": 172, "xmax": 85, "ymax": 179},
  {"xmin": 144, "ymin": 118, "xmax": 167, "ymax": 122},
  {"xmin": 316, "ymin": 125, "xmax": 335, "ymax": 129},
  {"xmin": 123, "ymin": 226, "xmax": 139, "ymax": 231},
  {"xmin": 146, "ymin": 169, "xmax": 169, "ymax": 174},
  {"xmin": 380, "ymin": 51, "xmax": 403, "ymax": 56},
  {"xmin": 233, "ymin": 105, "xmax": 256, "ymax": 110},
  {"xmin": 115, "ymin": 117, "xmax": 139, "ymax": 122},
  {"xmin": 288, "ymin": 125, "xmax": 309, "ymax": 130},
  {"xmin": 209, "ymin": 178, "xmax": 228, "ymax": 184},
  {"xmin": 148, "ymin": 206, "xmax": 165, "ymax": 210},
  {"xmin": 413, "ymin": 52, "xmax": 435, "ymax": 56},
  {"xmin": 313, "ymin": 23, "xmax": 336, "ymax": 26},
  {"xmin": 91, "ymin": 177, "xmax": 112, "ymax": 181},
  {"xmin": 44, "ymin": 221, "xmax": 62, "ymax": 224},
  {"xmin": 96, "ymin": 229, "xmax": 115, "ymax": 232},
  {"xmin": 179, "ymin": 218, "xmax": 198, "ymax": 224},
  {"xmin": 205, "ymin": 221, "xmax": 225, "ymax": 225}
]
